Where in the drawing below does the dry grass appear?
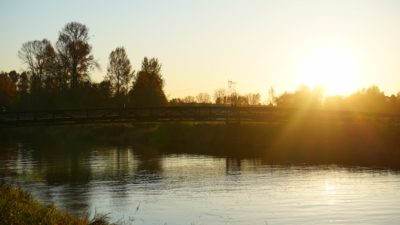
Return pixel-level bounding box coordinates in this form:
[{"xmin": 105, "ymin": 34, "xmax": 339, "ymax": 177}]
[{"xmin": 0, "ymin": 184, "xmax": 116, "ymax": 225}]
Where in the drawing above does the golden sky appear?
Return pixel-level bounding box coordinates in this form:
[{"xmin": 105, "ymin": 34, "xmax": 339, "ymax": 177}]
[{"xmin": 1, "ymin": 0, "xmax": 400, "ymax": 99}]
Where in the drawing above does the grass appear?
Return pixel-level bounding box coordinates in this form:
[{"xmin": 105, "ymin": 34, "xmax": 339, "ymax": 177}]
[{"xmin": 0, "ymin": 184, "xmax": 115, "ymax": 225}]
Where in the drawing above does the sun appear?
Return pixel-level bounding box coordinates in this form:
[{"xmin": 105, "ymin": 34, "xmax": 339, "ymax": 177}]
[{"xmin": 295, "ymin": 45, "xmax": 361, "ymax": 96}]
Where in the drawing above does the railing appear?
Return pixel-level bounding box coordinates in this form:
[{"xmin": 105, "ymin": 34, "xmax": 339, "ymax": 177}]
[{"xmin": 1, "ymin": 106, "xmax": 400, "ymax": 126}]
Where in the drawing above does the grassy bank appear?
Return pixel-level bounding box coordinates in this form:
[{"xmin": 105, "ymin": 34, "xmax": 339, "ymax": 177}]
[
  {"xmin": 0, "ymin": 184, "xmax": 114, "ymax": 225},
  {"xmin": 1, "ymin": 121, "xmax": 400, "ymax": 168}
]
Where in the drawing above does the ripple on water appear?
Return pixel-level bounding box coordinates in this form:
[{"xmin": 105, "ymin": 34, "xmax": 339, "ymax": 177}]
[{"xmin": 1, "ymin": 144, "xmax": 400, "ymax": 225}]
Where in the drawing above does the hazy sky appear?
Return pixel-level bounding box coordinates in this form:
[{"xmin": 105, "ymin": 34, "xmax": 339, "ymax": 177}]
[{"xmin": 1, "ymin": 0, "xmax": 400, "ymax": 99}]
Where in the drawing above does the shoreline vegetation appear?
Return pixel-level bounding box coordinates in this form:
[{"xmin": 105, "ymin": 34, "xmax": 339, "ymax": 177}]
[
  {"xmin": 1, "ymin": 120, "xmax": 400, "ymax": 169},
  {"xmin": 0, "ymin": 184, "xmax": 115, "ymax": 225}
]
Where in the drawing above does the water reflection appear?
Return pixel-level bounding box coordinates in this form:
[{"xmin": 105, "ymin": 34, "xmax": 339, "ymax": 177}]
[
  {"xmin": 135, "ymin": 147, "xmax": 163, "ymax": 180},
  {"xmin": 226, "ymin": 158, "xmax": 241, "ymax": 175},
  {"xmin": 1, "ymin": 142, "xmax": 400, "ymax": 225}
]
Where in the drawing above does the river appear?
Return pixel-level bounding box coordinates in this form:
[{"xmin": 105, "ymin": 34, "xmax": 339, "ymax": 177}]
[{"xmin": 1, "ymin": 142, "xmax": 400, "ymax": 225}]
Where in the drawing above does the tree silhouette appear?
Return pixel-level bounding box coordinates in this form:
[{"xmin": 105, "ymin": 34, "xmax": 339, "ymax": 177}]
[
  {"xmin": 8, "ymin": 71, "xmax": 19, "ymax": 86},
  {"xmin": 56, "ymin": 22, "xmax": 97, "ymax": 89},
  {"xmin": 17, "ymin": 72, "xmax": 29, "ymax": 96},
  {"xmin": 0, "ymin": 73, "xmax": 17, "ymax": 109},
  {"xmin": 275, "ymin": 85, "xmax": 323, "ymax": 108},
  {"xmin": 106, "ymin": 47, "xmax": 133, "ymax": 98},
  {"xmin": 18, "ymin": 39, "xmax": 56, "ymax": 86},
  {"xmin": 214, "ymin": 88, "xmax": 227, "ymax": 104},
  {"xmin": 129, "ymin": 57, "xmax": 167, "ymax": 106},
  {"xmin": 98, "ymin": 80, "xmax": 113, "ymax": 105},
  {"xmin": 196, "ymin": 93, "xmax": 211, "ymax": 104},
  {"xmin": 9, "ymin": 21, "xmax": 400, "ymax": 114},
  {"xmin": 268, "ymin": 87, "xmax": 276, "ymax": 106},
  {"xmin": 246, "ymin": 93, "xmax": 261, "ymax": 105},
  {"xmin": 183, "ymin": 96, "xmax": 196, "ymax": 104}
]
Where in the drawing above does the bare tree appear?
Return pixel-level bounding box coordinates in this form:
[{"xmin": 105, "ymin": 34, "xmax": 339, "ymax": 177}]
[
  {"xmin": 268, "ymin": 86, "xmax": 276, "ymax": 106},
  {"xmin": 183, "ymin": 96, "xmax": 196, "ymax": 104},
  {"xmin": 196, "ymin": 92, "xmax": 211, "ymax": 104},
  {"xmin": 106, "ymin": 47, "xmax": 133, "ymax": 96},
  {"xmin": 246, "ymin": 93, "xmax": 261, "ymax": 105},
  {"xmin": 56, "ymin": 22, "xmax": 97, "ymax": 89},
  {"xmin": 214, "ymin": 88, "xmax": 227, "ymax": 104},
  {"xmin": 18, "ymin": 39, "xmax": 55, "ymax": 82},
  {"xmin": 228, "ymin": 80, "xmax": 238, "ymax": 106}
]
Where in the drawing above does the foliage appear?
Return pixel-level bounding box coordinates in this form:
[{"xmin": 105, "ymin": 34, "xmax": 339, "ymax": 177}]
[
  {"xmin": 0, "ymin": 72, "xmax": 17, "ymax": 108},
  {"xmin": 106, "ymin": 47, "xmax": 133, "ymax": 97},
  {"xmin": 17, "ymin": 72, "xmax": 29, "ymax": 96},
  {"xmin": 275, "ymin": 85, "xmax": 323, "ymax": 109},
  {"xmin": 18, "ymin": 39, "xmax": 56, "ymax": 82},
  {"xmin": 324, "ymin": 85, "xmax": 393, "ymax": 113},
  {"xmin": 56, "ymin": 22, "xmax": 97, "ymax": 89},
  {"xmin": 129, "ymin": 57, "xmax": 167, "ymax": 106}
]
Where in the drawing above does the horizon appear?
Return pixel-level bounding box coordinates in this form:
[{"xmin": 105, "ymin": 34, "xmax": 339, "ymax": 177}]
[{"xmin": 1, "ymin": 0, "xmax": 400, "ymax": 99}]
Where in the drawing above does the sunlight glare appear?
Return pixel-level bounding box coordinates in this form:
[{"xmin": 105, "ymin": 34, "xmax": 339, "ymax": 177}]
[
  {"xmin": 324, "ymin": 181, "xmax": 336, "ymax": 195},
  {"xmin": 296, "ymin": 45, "xmax": 361, "ymax": 96}
]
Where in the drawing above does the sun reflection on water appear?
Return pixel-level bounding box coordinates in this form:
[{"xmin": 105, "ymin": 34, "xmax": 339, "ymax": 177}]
[{"xmin": 324, "ymin": 181, "xmax": 336, "ymax": 195}]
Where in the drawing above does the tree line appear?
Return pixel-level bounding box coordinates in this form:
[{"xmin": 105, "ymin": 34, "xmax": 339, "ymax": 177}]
[
  {"xmin": 1, "ymin": 21, "xmax": 400, "ymax": 114},
  {"xmin": 1, "ymin": 22, "xmax": 167, "ymax": 110}
]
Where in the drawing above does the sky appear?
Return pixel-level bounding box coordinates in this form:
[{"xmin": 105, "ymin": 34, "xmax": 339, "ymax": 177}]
[{"xmin": 1, "ymin": 0, "xmax": 400, "ymax": 100}]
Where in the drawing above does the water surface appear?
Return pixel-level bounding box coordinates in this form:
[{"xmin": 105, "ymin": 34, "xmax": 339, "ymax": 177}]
[{"xmin": 1, "ymin": 143, "xmax": 400, "ymax": 225}]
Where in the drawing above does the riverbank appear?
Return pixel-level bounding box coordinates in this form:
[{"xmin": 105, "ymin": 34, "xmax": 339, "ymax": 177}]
[
  {"xmin": 0, "ymin": 184, "xmax": 115, "ymax": 225},
  {"xmin": 1, "ymin": 121, "xmax": 400, "ymax": 168}
]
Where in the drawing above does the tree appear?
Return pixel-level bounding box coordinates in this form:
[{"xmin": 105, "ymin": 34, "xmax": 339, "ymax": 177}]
[
  {"xmin": 246, "ymin": 93, "xmax": 261, "ymax": 105},
  {"xmin": 129, "ymin": 57, "xmax": 167, "ymax": 106},
  {"xmin": 169, "ymin": 98, "xmax": 184, "ymax": 105},
  {"xmin": 106, "ymin": 47, "xmax": 133, "ymax": 96},
  {"xmin": 275, "ymin": 92, "xmax": 295, "ymax": 108},
  {"xmin": 0, "ymin": 73, "xmax": 17, "ymax": 108},
  {"xmin": 18, "ymin": 72, "xmax": 29, "ymax": 96},
  {"xmin": 346, "ymin": 85, "xmax": 387, "ymax": 112},
  {"xmin": 18, "ymin": 39, "xmax": 56, "ymax": 85},
  {"xmin": 56, "ymin": 22, "xmax": 97, "ymax": 89},
  {"xmin": 98, "ymin": 80, "xmax": 113, "ymax": 100},
  {"xmin": 268, "ymin": 87, "xmax": 276, "ymax": 106},
  {"xmin": 183, "ymin": 96, "xmax": 196, "ymax": 104},
  {"xmin": 214, "ymin": 88, "xmax": 227, "ymax": 104},
  {"xmin": 275, "ymin": 85, "xmax": 323, "ymax": 108},
  {"xmin": 196, "ymin": 92, "xmax": 211, "ymax": 104},
  {"xmin": 8, "ymin": 71, "xmax": 19, "ymax": 85}
]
